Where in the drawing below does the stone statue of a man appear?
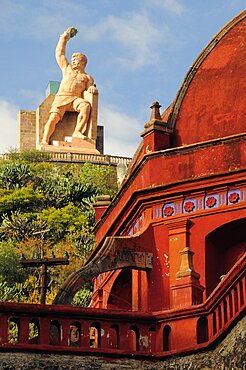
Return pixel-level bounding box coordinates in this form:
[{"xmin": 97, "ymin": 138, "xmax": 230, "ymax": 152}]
[{"xmin": 41, "ymin": 27, "xmax": 97, "ymax": 145}]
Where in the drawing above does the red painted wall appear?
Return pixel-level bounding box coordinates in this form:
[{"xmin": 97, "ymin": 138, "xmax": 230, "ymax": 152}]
[
  {"xmin": 173, "ymin": 17, "xmax": 246, "ymax": 147},
  {"xmin": 147, "ymin": 223, "xmax": 170, "ymax": 311},
  {"xmin": 95, "ymin": 137, "xmax": 246, "ymax": 249}
]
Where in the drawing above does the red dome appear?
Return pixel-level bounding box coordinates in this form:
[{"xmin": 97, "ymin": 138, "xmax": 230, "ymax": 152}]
[{"xmin": 168, "ymin": 10, "xmax": 246, "ymax": 147}]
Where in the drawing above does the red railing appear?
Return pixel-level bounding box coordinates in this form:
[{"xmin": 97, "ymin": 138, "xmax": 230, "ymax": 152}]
[
  {"xmin": 0, "ymin": 253, "xmax": 245, "ymax": 358},
  {"xmin": 153, "ymin": 252, "xmax": 245, "ymax": 355}
]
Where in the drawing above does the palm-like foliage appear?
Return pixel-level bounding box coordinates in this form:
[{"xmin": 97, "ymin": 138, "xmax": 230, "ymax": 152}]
[
  {"xmin": 0, "ymin": 212, "xmax": 47, "ymax": 241},
  {"xmin": 0, "ymin": 162, "xmax": 32, "ymax": 189},
  {"xmin": 34, "ymin": 172, "xmax": 96, "ymax": 208}
]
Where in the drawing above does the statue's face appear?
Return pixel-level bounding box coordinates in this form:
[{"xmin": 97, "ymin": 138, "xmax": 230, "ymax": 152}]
[{"xmin": 71, "ymin": 54, "xmax": 86, "ymax": 70}]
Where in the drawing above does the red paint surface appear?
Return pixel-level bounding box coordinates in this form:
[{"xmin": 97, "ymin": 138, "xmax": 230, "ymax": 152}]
[
  {"xmin": 173, "ymin": 17, "xmax": 246, "ymax": 147},
  {"xmin": 95, "ymin": 137, "xmax": 246, "ymax": 247}
]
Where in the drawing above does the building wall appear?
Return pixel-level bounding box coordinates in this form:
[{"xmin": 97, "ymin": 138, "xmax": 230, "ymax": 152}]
[{"xmin": 17, "ymin": 110, "xmax": 36, "ymax": 151}]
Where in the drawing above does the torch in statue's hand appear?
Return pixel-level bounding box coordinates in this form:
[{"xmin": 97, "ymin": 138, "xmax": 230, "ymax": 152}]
[{"xmin": 65, "ymin": 27, "xmax": 78, "ymax": 40}]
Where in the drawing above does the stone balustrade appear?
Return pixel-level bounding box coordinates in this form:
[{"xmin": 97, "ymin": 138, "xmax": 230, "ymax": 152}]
[{"xmin": 0, "ymin": 152, "xmax": 132, "ymax": 166}]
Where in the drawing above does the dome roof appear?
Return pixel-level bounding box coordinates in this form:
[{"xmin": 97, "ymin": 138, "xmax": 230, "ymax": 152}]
[{"xmin": 168, "ymin": 10, "xmax": 246, "ymax": 147}]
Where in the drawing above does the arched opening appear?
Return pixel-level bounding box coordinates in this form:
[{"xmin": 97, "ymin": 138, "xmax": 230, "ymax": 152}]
[
  {"xmin": 90, "ymin": 322, "xmax": 101, "ymax": 348},
  {"xmin": 108, "ymin": 324, "xmax": 119, "ymax": 349},
  {"xmin": 69, "ymin": 322, "xmax": 81, "ymax": 347},
  {"xmin": 205, "ymin": 218, "xmax": 245, "ymax": 297},
  {"xmin": 107, "ymin": 269, "xmax": 132, "ymax": 310},
  {"xmin": 163, "ymin": 325, "xmax": 171, "ymax": 351},
  {"xmin": 8, "ymin": 318, "xmax": 19, "ymax": 344},
  {"xmin": 49, "ymin": 320, "xmax": 61, "ymax": 345},
  {"xmin": 127, "ymin": 325, "xmax": 139, "ymax": 351},
  {"xmin": 29, "ymin": 319, "xmax": 40, "ymax": 344},
  {"xmin": 197, "ymin": 316, "xmax": 208, "ymax": 344}
]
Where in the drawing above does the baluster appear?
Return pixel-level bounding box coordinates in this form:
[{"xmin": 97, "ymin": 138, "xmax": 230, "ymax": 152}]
[
  {"xmin": 100, "ymin": 322, "xmax": 109, "ymax": 350},
  {"xmin": 19, "ymin": 317, "xmax": 29, "ymax": 344},
  {"xmin": 231, "ymin": 289, "xmax": 235, "ymax": 317},
  {"xmin": 212, "ymin": 311, "xmax": 217, "ymax": 336},
  {"xmin": 0, "ymin": 315, "xmax": 9, "ymax": 345},
  {"xmin": 241, "ymin": 277, "xmax": 246, "ymax": 307},
  {"xmin": 39, "ymin": 318, "xmax": 50, "ymax": 345},
  {"xmin": 228, "ymin": 292, "xmax": 233, "ymax": 319},
  {"xmin": 225, "ymin": 295, "xmax": 231, "ymax": 323},
  {"xmin": 217, "ymin": 305, "xmax": 222, "ymax": 330},
  {"xmin": 221, "ymin": 299, "xmax": 227, "ymax": 327},
  {"xmin": 234, "ymin": 285, "xmax": 239, "ymax": 313},
  {"xmin": 207, "ymin": 313, "xmax": 214, "ymax": 339},
  {"xmin": 80, "ymin": 320, "xmax": 90, "ymax": 349},
  {"xmin": 119, "ymin": 325, "xmax": 128, "ymax": 351}
]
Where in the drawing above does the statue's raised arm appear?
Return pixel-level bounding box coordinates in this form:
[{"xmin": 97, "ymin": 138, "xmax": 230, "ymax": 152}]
[{"xmin": 56, "ymin": 27, "xmax": 78, "ymax": 70}]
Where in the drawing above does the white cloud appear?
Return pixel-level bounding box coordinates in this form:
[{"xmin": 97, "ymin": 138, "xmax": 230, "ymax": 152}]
[
  {"xmin": 0, "ymin": 3, "xmax": 171, "ymax": 70},
  {"xmin": 81, "ymin": 11, "xmax": 170, "ymax": 70},
  {"xmin": 146, "ymin": 0, "xmax": 186, "ymax": 15},
  {"xmin": 0, "ymin": 99, "xmax": 18, "ymax": 153},
  {"xmin": 100, "ymin": 105, "xmax": 142, "ymax": 157}
]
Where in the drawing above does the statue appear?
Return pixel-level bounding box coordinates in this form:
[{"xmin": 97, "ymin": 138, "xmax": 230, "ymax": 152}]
[{"xmin": 41, "ymin": 27, "xmax": 98, "ymax": 145}]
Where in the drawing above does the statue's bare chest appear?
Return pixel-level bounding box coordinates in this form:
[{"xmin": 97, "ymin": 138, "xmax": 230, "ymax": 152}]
[{"xmin": 61, "ymin": 68, "xmax": 88, "ymax": 93}]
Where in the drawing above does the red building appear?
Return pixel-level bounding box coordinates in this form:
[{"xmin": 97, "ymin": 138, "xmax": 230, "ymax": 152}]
[
  {"xmin": 54, "ymin": 8, "xmax": 245, "ymax": 355},
  {"xmin": 0, "ymin": 10, "xmax": 245, "ymax": 367}
]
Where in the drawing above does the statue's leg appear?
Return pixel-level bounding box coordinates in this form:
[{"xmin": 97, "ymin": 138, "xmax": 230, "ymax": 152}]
[
  {"xmin": 72, "ymin": 101, "xmax": 91, "ymax": 139},
  {"xmin": 41, "ymin": 113, "xmax": 61, "ymax": 145}
]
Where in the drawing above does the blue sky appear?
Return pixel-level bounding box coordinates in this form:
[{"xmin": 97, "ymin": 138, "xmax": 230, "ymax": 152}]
[{"xmin": 0, "ymin": 1, "xmax": 245, "ymax": 156}]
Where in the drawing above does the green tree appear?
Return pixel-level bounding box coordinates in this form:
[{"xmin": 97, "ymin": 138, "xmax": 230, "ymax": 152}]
[
  {"xmin": 0, "ymin": 280, "xmax": 29, "ymax": 303},
  {"xmin": 0, "ymin": 212, "xmax": 47, "ymax": 241},
  {"xmin": 38, "ymin": 203, "xmax": 93, "ymax": 242},
  {"xmin": 34, "ymin": 171, "xmax": 96, "ymax": 208},
  {"xmin": 9, "ymin": 149, "xmax": 50, "ymax": 163},
  {"xmin": 0, "ymin": 188, "xmax": 43, "ymax": 214},
  {"xmin": 0, "ymin": 159, "xmax": 117, "ymax": 306},
  {"xmin": 79, "ymin": 162, "xmax": 118, "ymax": 197},
  {"xmin": 0, "ymin": 240, "xmax": 26, "ymax": 285}
]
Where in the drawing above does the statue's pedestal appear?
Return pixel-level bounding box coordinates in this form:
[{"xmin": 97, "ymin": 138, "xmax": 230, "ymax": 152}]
[{"xmin": 40, "ymin": 137, "xmax": 100, "ymax": 154}]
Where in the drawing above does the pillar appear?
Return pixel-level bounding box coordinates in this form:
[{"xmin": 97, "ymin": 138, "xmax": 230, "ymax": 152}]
[{"xmin": 166, "ymin": 218, "xmax": 204, "ymax": 309}]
